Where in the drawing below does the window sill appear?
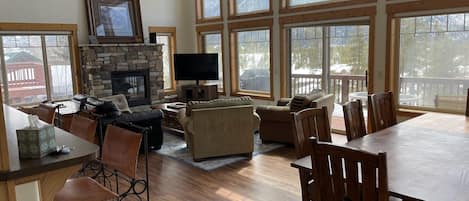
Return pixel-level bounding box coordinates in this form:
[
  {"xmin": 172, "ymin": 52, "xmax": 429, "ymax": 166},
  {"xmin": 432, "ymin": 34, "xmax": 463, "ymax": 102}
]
[
  {"xmin": 279, "ymin": 0, "xmax": 376, "ymax": 14},
  {"xmin": 397, "ymin": 106, "xmax": 467, "ymax": 118},
  {"xmin": 196, "ymin": 17, "xmax": 223, "ymax": 24},
  {"xmin": 228, "ymin": 10, "xmax": 273, "ymax": 20},
  {"xmin": 397, "ymin": 108, "xmax": 427, "ymax": 118}
]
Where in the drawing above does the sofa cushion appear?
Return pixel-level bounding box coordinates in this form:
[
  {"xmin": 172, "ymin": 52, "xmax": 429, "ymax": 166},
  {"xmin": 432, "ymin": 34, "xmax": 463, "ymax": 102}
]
[
  {"xmin": 186, "ymin": 96, "xmax": 253, "ymax": 116},
  {"xmin": 290, "ymin": 92, "xmax": 324, "ymax": 112}
]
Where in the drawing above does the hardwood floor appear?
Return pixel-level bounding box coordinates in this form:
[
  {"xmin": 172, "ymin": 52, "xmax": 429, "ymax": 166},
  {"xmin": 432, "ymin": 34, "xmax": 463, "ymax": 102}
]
[{"xmin": 128, "ymin": 133, "xmax": 347, "ymax": 201}]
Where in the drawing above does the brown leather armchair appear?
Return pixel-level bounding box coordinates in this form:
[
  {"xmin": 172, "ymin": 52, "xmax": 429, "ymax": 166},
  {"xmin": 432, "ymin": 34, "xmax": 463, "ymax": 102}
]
[{"xmin": 256, "ymin": 93, "xmax": 335, "ymax": 144}]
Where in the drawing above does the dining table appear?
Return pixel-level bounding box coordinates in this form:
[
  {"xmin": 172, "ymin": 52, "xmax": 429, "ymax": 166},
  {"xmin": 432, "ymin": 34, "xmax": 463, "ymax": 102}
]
[{"xmin": 291, "ymin": 112, "xmax": 469, "ymax": 201}]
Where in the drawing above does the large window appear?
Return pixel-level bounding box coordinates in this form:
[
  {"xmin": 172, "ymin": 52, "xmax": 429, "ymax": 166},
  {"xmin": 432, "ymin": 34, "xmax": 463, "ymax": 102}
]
[
  {"xmin": 0, "ymin": 34, "xmax": 74, "ymax": 105},
  {"xmin": 229, "ymin": 0, "xmax": 272, "ymax": 19},
  {"xmin": 201, "ymin": 33, "xmax": 224, "ymax": 92},
  {"xmin": 289, "ymin": 25, "xmax": 369, "ymax": 104},
  {"xmin": 230, "ymin": 21, "xmax": 272, "ymax": 99},
  {"xmin": 150, "ymin": 27, "xmax": 176, "ymax": 93},
  {"xmin": 196, "ymin": 0, "xmax": 222, "ymax": 23},
  {"xmin": 397, "ymin": 13, "xmax": 469, "ymax": 112}
]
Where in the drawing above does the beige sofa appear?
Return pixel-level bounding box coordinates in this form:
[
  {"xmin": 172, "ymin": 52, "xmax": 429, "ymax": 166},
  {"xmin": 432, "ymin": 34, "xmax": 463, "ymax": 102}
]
[{"xmin": 178, "ymin": 97, "xmax": 260, "ymax": 161}]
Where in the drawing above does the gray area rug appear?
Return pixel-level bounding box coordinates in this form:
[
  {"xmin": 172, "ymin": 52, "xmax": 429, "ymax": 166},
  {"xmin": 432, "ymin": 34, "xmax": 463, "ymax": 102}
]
[{"xmin": 156, "ymin": 133, "xmax": 285, "ymax": 171}]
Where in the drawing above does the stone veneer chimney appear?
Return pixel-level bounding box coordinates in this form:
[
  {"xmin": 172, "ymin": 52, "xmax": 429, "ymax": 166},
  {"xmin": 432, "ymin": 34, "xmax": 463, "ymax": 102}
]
[{"xmin": 79, "ymin": 44, "xmax": 164, "ymax": 104}]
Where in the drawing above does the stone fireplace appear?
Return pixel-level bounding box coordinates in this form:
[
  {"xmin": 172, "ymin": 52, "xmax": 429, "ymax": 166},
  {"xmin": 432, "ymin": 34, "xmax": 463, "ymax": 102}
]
[
  {"xmin": 111, "ymin": 69, "xmax": 150, "ymax": 106},
  {"xmin": 79, "ymin": 44, "xmax": 164, "ymax": 105}
]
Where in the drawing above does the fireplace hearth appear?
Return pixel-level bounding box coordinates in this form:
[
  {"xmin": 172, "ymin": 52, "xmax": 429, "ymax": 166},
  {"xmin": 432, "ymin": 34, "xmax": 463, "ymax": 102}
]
[{"xmin": 111, "ymin": 69, "xmax": 150, "ymax": 107}]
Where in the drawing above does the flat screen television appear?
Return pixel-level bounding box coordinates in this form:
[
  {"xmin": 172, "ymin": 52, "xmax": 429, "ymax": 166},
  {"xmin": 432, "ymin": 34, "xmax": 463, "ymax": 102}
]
[{"xmin": 174, "ymin": 54, "xmax": 218, "ymax": 84}]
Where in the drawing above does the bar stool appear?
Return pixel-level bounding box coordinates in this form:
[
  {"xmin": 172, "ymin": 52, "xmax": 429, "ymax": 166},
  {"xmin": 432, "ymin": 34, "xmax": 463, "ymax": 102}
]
[
  {"xmin": 54, "ymin": 124, "xmax": 143, "ymax": 201},
  {"xmin": 68, "ymin": 114, "xmax": 97, "ymax": 143},
  {"xmin": 19, "ymin": 103, "xmax": 57, "ymax": 124}
]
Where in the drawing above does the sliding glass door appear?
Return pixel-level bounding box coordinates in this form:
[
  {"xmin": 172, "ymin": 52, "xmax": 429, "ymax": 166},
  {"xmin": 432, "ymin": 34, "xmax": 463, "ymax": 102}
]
[{"xmin": 288, "ymin": 24, "xmax": 370, "ymax": 131}]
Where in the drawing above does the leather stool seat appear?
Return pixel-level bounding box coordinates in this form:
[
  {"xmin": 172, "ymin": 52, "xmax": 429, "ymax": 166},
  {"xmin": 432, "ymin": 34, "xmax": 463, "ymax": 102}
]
[{"xmin": 54, "ymin": 177, "xmax": 118, "ymax": 201}]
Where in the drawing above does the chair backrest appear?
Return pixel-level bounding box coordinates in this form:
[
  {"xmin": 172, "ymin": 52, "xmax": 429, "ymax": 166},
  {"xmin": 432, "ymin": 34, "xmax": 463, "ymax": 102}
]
[
  {"xmin": 310, "ymin": 138, "xmax": 389, "ymax": 201},
  {"xmin": 68, "ymin": 115, "xmax": 97, "ymax": 143},
  {"xmin": 101, "ymin": 125, "xmax": 142, "ymax": 178},
  {"xmin": 466, "ymin": 88, "xmax": 469, "ymax": 116},
  {"xmin": 292, "ymin": 106, "xmax": 331, "ymax": 159},
  {"xmin": 368, "ymin": 92, "xmax": 397, "ymax": 132},
  {"xmin": 20, "ymin": 104, "xmax": 56, "ymax": 124},
  {"xmin": 343, "ymin": 100, "xmax": 367, "ymax": 142}
]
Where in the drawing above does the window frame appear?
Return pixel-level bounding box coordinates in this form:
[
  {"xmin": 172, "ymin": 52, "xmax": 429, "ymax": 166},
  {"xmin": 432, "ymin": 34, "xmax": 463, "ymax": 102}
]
[
  {"xmin": 229, "ymin": 19, "xmax": 274, "ymax": 100},
  {"xmin": 228, "ymin": 0, "xmax": 273, "ymax": 20},
  {"xmin": 386, "ymin": 0, "xmax": 469, "ymax": 114},
  {"xmin": 279, "ymin": 7, "xmax": 376, "ymax": 98},
  {"xmin": 196, "ymin": 0, "xmax": 223, "ymax": 24},
  {"xmin": 149, "ymin": 26, "xmax": 177, "ymax": 94},
  {"xmin": 0, "ymin": 23, "xmax": 80, "ymax": 106},
  {"xmin": 196, "ymin": 24, "xmax": 226, "ymax": 95},
  {"xmin": 280, "ymin": 0, "xmax": 376, "ymax": 14}
]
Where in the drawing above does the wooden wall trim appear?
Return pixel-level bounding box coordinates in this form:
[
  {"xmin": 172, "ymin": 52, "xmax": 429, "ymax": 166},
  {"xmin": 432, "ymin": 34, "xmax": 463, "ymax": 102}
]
[
  {"xmin": 279, "ymin": 6, "xmax": 376, "ymax": 25},
  {"xmin": 228, "ymin": 0, "xmax": 273, "ymax": 20},
  {"xmin": 195, "ymin": 24, "xmax": 226, "ymax": 95},
  {"xmin": 279, "ymin": 6, "xmax": 376, "ymax": 97},
  {"xmin": 148, "ymin": 26, "xmax": 177, "ymax": 94},
  {"xmin": 280, "ymin": 0, "xmax": 376, "ymax": 14},
  {"xmin": 387, "ymin": 0, "xmax": 469, "ymax": 15},
  {"xmin": 0, "ymin": 23, "xmax": 81, "ymax": 94},
  {"xmin": 228, "ymin": 19, "xmax": 274, "ymax": 100}
]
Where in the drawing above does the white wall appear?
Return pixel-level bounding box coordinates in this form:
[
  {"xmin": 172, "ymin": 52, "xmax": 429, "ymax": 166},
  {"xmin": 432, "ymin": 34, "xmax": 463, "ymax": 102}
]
[
  {"xmin": 0, "ymin": 0, "xmax": 196, "ymax": 49},
  {"xmin": 140, "ymin": 0, "xmax": 196, "ymax": 52},
  {"xmin": 0, "ymin": 0, "xmax": 89, "ymax": 43}
]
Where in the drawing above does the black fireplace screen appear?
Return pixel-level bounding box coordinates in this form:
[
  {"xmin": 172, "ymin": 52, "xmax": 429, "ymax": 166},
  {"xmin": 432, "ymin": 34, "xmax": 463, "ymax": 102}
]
[{"xmin": 111, "ymin": 69, "xmax": 151, "ymax": 106}]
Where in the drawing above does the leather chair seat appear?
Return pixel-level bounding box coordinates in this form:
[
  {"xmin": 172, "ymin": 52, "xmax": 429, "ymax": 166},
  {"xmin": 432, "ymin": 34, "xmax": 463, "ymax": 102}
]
[{"xmin": 54, "ymin": 177, "xmax": 118, "ymax": 201}]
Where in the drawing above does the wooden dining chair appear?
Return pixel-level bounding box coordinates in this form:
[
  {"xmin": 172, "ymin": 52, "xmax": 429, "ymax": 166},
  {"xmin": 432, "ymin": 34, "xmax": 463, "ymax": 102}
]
[
  {"xmin": 55, "ymin": 125, "xmax": 142, "ymax": 201},
  {"xmin": 310, "ymin": 137, "xmax": 389, "ymax": 201},
  {"xmin": 293, "ymin": 106, "xmax": 332, "ymax": 159},
  {"xmin": 292, "ymin": 106, "xmax": 332, "ymax": 201},
  {"xmin": 368, "ymin": 92, "xmax": 397, "ymax": 132},
  {"xmin": 68, "ymin": 115, "xmax": 97, "ymax": 143},
  {"xmin": 343, "ymin": 100, "xmax": 367, "ymax": 141},
  {"xmin": 19, "ymin": 103, "xmax": 57, "ymax": 124}
]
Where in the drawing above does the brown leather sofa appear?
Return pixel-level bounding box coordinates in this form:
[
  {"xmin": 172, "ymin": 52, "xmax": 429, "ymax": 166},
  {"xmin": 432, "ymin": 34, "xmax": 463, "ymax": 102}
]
[{"xmin": 256, "ymin": 93, "xmax": 335, "ymax": 144}]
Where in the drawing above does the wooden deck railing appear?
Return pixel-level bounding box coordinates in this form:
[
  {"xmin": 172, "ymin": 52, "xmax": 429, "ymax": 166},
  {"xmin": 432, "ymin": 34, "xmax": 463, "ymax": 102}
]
[
  {"xmin": 399, "ymin": 77, "xmax": 469, "ymax": 107},
  {"xmin": 291, "ymin": 74, "xmax": 469, "ymax": 107},
  {"xmin": 291, "ymin": 74, "xmax": 367, "ymax": 104}
]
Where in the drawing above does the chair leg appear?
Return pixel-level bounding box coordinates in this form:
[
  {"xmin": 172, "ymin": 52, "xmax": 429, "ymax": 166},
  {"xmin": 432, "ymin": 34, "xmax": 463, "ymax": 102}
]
[{"xmin": 299, "ymin": 169, "xmax": 310, "ymax": 201}]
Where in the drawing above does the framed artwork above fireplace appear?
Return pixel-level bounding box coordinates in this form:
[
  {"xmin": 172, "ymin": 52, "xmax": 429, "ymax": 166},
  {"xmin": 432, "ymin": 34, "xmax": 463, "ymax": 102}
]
[{"xmin": 86, "ymin": 0, "xmax": 144, "ymax": 43}]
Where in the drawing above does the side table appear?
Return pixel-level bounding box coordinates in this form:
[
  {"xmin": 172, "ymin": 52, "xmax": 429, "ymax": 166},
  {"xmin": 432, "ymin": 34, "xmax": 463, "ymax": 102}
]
[{"xmin": 152, "ymin": 102, "xmax": 185, "ymax": 137}]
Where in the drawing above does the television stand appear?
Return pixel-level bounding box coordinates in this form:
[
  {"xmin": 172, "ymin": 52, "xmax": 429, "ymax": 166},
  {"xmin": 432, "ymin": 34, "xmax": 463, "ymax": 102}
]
[{"xmin": 181, "ymin": 84, "xmax": 218, "ymax": 102}]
